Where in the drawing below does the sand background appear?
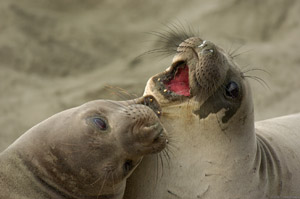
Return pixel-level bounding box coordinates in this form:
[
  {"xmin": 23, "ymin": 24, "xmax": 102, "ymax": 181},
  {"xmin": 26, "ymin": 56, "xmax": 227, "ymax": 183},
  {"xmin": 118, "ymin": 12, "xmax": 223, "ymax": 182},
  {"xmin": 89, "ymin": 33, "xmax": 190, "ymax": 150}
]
[{"xmin": 1, "ymin": 0, "xmax": 300, "ymax": 152}]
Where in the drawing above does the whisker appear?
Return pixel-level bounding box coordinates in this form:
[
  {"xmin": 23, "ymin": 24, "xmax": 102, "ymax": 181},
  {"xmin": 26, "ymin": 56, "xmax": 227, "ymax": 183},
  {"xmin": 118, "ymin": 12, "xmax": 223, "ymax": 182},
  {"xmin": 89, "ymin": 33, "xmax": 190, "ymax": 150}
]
[
  {"xmin": 104, "ymin": 85, "xmax": 137, "ymax": 101},
  {"xmin": 171, "ymin": 20, "xmax": 191, "ymax": 40},
  {"xmin": 159, "ymin": 152, "xmax": 164, "ymax": 179},
  {"xmin": 146, "ymin": 31, "xmax": 179, "ymax": 48},
  {"xmin": 166, "ymin": 143, "xmax": 177, "ymax": 157},
  {"xmin": 96, "ymin": 172, "xmax": 108, "ymax": 199},
  {"xmin": 106, "ymin": 100, "xmax": 128, "ymax": 111},
  {"xmin": 232, "ymin": 49, "xmax": 253, "ymax": 59},
  {"xmin": 162, "ymin": 149, "xmax": 171, "ymax": 169},
  {"xmin": 154, "ymin": 154, "xmax": 158, "ymax": 187},
  {"xmin": 242, "ymin": 68, "xmax": 271, "ymax": 76},
  {"xmin": 111, "ymin": 171, "xmax": 116, "ymax": 196},
  {"xmin": 82, "ymin": 147, "xmax": 97, "ymax": 160},
  {"xmin": 138, "ymin": 21, "xmax": 197, "ymax": 60},
  {"xmin": 139, "ymin": 48, "xmax": 177, "ymax": 56},
  {"xmin": 244, "ymin": 75, "xmax": 270, "ymax": 89},
  {"xmin": 91, "ymin": 172, "xmax": 105, "ymax": 186},
  {"xmin": 228, "ymin": 44, "xmax": 244, "ymax": 58}
]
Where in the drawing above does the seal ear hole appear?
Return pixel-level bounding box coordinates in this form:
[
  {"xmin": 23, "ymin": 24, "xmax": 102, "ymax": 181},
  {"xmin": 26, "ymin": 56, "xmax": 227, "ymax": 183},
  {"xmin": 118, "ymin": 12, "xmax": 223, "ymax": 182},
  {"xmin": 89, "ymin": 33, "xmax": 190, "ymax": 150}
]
[
  {"xmin": 224, "ymin": 81, "xmax": 239, "ymax": 99},
  {"xmin": 92, "ymin": 117, "xmax": 108, "ymax": 131}
]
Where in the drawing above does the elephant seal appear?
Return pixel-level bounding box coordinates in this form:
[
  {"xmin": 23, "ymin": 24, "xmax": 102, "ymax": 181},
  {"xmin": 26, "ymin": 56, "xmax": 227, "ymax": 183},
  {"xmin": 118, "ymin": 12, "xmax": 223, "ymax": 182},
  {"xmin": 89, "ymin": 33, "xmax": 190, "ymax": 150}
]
[
  {"xmin": 124, "ymin": 37, "xmax": 300, "ymax": 199},
  {"xmin": 0, "ymin": 96, "xmax": 168, "ymax": 199}
]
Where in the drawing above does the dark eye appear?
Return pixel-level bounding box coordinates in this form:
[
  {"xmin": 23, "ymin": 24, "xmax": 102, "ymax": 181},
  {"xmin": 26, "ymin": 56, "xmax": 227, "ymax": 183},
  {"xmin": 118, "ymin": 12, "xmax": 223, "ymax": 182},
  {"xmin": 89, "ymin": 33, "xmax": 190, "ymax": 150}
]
[
  {"xmin": 225, "ymin": 81, "xmax": 239, "ymax": 99},
  {"xmin": 93, "ymin": 118, "xmax": 107, "ymax": 130}
]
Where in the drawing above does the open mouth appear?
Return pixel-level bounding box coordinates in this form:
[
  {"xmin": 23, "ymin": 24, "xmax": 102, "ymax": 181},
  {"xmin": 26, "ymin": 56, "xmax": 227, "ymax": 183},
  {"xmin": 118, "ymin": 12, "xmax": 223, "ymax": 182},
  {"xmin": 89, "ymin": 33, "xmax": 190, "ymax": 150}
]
[
  {"xmin": 154, "ymin": 61, "xmax": 191, "ymax": 100},
  {"xmin": 165, "ymin": 62, "xmax": 190, "ymax": 96}
]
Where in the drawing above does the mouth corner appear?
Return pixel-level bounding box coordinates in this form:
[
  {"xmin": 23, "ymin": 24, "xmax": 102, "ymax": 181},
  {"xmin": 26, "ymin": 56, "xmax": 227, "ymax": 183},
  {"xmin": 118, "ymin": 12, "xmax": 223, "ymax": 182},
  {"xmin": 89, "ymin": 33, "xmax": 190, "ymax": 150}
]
[{"xmin": 153, "ymin": 60, "xmax": 191, "ymax": 100}]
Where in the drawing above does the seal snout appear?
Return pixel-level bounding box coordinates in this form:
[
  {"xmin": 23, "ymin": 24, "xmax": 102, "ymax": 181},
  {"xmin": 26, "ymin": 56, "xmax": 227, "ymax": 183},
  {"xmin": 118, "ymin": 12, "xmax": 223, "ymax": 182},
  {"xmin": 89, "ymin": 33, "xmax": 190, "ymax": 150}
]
[
  {"xmin": 123, "ymin": 103, "xmax": 168, "ymax": 155},
  {"xmin": 139, "ymin": 121, "xmax": 168, "ymax": 154},
  {"xmin": 142, "ymin": 122, "xmax": 166, "ymax": 142}
]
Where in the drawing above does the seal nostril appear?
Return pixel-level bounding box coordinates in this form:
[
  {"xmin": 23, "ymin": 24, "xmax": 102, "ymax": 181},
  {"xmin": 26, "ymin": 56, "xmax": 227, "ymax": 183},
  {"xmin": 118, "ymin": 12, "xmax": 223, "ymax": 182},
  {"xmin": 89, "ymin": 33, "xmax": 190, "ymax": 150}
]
[
  {"xmin": 198, "ymin": 40, "xmax": 215, "ymax": 55},
  {"xmin": 123, "ymin": 160, "xmax": 133, "ymax": 172},
  {"xmin": 153, "ymin": 128, "xmax": 164, "ymax": 143},
  {"xmin": 198, "ymin": 40, "xmax": 207, "ymax": 48},
  {"xmin": 201, "ymin": 48, "xmax": 214, "ymax": 55},
  {"xmin": 153, "ymin": 136, "xmax": 160, "ymax": 143}
]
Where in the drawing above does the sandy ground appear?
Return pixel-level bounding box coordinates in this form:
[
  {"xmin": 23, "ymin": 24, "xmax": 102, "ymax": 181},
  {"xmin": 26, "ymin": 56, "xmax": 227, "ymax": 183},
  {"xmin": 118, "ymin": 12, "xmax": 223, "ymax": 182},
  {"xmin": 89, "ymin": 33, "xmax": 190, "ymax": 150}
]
[{"xmin": 1, "ymin": 0, "xmax": 300, "ymax": 152}]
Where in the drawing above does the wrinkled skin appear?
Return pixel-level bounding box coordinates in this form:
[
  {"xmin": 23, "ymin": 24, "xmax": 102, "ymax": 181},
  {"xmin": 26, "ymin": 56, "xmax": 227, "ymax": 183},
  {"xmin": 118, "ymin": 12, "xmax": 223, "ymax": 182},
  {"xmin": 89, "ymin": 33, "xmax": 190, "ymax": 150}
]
[
  {"xmin": 0, "ymin": 96, "xmax": 167, "ymax": 199},
  {"xmin": 124, "ymin": 37, "xmax": 300, "ymax": 199}
]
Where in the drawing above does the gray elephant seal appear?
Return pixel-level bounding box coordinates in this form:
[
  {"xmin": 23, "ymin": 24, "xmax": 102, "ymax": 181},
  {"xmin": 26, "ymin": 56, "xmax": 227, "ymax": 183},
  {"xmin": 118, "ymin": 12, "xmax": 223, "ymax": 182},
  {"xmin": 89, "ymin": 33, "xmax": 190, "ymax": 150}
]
[
  {"xmin": 124, "ymin": 37, "xmax": 300, "ymax": 199},
  {"xmin": 0, "ymin": 96, "xmax": 167, "ymax": 199}
]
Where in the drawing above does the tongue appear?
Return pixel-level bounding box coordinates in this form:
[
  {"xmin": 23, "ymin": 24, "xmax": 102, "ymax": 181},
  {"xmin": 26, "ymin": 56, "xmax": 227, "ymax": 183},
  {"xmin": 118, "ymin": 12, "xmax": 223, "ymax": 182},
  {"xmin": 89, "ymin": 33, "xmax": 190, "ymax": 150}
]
[{"xmin": 165, "ymin": 66, "xmax": 190, "ymax": 96}]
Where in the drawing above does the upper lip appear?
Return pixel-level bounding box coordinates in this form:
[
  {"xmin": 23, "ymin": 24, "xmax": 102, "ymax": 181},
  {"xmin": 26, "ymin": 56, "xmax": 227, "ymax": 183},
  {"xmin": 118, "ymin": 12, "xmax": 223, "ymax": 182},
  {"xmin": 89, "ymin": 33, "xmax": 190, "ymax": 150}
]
[{"xmin": 165, "ymin": 61, "xmax": 186, "ymax": 80}]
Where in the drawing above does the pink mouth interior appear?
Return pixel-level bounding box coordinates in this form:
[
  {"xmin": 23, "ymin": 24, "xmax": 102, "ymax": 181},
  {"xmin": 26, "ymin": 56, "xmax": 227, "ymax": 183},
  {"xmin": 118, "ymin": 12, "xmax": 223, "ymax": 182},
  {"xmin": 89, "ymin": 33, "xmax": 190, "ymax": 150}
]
[{"xmin": 164, "ymin": 65, "xmax": 190, "ymax": 96}]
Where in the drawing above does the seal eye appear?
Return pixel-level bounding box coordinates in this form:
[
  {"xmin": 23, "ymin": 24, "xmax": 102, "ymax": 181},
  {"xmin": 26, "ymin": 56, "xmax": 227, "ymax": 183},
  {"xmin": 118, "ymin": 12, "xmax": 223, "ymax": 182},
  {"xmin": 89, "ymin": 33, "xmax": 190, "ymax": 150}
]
[
  {"xmin": 225, "ymin": 81, "xmax": 239, "ymax": 99},
  {"xmin": 93, "ymin": 118, "xmax": 107, "ymax": 131}
]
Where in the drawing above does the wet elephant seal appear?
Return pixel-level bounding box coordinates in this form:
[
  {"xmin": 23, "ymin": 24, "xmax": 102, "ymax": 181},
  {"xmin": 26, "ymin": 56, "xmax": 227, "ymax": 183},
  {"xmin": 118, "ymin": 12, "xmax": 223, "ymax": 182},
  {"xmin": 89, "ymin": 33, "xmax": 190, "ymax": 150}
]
[
  {"xmin": 124, "ymin": 37, "xmax": 300, "ymax": 199},
  {"xmin": 0, "ymin": 96, "xmax": 167, "ymax": 199}
]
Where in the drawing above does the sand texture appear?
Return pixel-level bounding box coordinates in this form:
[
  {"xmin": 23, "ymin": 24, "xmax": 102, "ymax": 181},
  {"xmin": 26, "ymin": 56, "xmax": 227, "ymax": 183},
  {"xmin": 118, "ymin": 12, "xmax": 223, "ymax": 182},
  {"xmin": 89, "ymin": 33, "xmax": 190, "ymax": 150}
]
[{"xmin": 1, "ymin": 0, "xmax": 300, "ymax": 151}]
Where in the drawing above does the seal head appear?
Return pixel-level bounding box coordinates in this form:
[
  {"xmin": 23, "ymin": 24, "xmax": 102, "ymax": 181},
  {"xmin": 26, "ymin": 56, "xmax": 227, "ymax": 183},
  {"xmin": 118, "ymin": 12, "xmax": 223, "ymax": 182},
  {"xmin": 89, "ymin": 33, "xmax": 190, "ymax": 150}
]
[
  {"xmin": 145, "ymin": 37, "xmax": 249, "ymax": 126},
  {"xmin": 0, "ymin": 96, "xmax": 167, "ymax": 199}
]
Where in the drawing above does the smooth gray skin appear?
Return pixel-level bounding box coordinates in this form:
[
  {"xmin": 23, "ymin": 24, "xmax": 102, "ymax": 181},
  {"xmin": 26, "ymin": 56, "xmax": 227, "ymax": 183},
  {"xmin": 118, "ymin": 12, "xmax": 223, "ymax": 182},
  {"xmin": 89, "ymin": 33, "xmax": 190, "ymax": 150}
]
[
  {"xmin": 124, "ymin": 38, "xmax": 300, "ymax": 199},
  {"xmin": 0, "ymin": 97, "xmax": 167, "ymax": 199}
]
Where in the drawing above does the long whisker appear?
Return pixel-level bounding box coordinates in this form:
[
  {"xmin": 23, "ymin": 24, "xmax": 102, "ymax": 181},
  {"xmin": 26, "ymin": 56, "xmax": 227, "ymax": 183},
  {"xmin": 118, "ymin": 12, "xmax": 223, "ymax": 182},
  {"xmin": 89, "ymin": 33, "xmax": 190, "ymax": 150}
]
[
  {"xmin": 159, "ymin": 152, "xmax": 164, "ymax": 179},
  {"xmin": 105, "ymin": 100, "xmax": 128, "ymax": 110},
  {"xmin": 146, "ymin": 31, "xmax": 179, "ymax": 48},
  {"xmin": 138, "ymin": 48, "xmax": 177, "ymax": 58},
  {"xmin": 162, "ymin": 149, "xmax": 171, "ymax": 169},
  {"xmin": 231, "ymin": 49, "xmax": 253, "ymax": 59},
  {"xmin": 83, "ymin": 148, "xmax": 97, "ymax": 160},
  {"xmin": 96, "ymin": 172, "xmax": 108, "ymax": 199},
  {"xmin": 244, "ymin": 75, "xmax": 270, "ymax": 89},
  {"xmin": 104, "ymin": 85, "xmax": 137, "ymax": 101},
  {"xmin": 228, "ymin": 44, "xmax": 244, "ymax": 58},
  {"xmin": 138, "ymin": 21, "xmax": 197, "ymax": 60},
  {"xmin": 242, "ymin": 68, "xmax": 271, "ymax": 76},
  {"xmin": 155, "ymin": 154, "xmax": 159, "ymax": 187},
  {"xmin": 111, "ymin": 171, "xmax": 116, "ymax": 196},
  {"xmin": 165, "ymin": 142, "xmax": 176, "ymax": 158}
]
